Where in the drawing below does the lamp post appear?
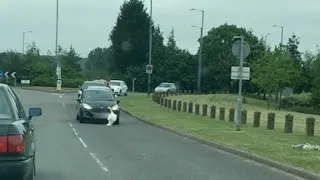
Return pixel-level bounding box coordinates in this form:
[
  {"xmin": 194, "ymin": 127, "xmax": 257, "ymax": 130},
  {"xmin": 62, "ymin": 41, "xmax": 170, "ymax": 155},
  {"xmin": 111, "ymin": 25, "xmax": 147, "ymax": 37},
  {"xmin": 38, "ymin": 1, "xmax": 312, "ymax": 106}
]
[
  {"xmin": 55, "ymin": 0, "xmax": 61, "ymax": 91},
  {"xmin": 189, "ymin": 8, "xmax": 204, "ymax": 93},
  {"xmin": 147, "ymin": 0, "xmax": 153, "ymax": 96},
  {"xmin": 272, "ymin": 25, "xmax": 284, "ymax": 47},
  {"xmin": 22, "ymin": 31, "xmax": 32, "ymax": 54},
  {"xmin": 264, "ymin": 33, "xmax": 270, "ymax": 47}
]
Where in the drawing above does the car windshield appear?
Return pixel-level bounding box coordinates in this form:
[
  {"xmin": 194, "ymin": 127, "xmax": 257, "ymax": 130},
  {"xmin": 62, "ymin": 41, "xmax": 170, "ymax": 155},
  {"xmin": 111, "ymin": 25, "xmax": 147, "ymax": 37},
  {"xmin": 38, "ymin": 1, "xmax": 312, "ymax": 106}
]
[
  {"xmin": 0, "ymin": 89, "xmax": 12, "ymax": 119},
  {"xmin": 109, "ymin": 81, "xmax": 121, "ymax": 86},
  {"xmin": 159, "ymin": 83, "xmax": 171, "ymax": 88},
  {"xmin": 82, "ymin": 82, "xmax": 105, "ymax": 89},
  {"xmin": 83, "ymin": 90, "xmax": 115, "ymax": 102}
]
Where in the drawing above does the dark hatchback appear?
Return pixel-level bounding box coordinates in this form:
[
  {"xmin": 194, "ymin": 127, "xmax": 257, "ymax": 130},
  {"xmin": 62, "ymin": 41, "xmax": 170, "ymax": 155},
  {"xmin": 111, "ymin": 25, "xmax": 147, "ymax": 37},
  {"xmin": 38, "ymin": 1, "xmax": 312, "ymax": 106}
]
[
  {"xmin": 0, "ymin": 83, "xmax": 42, "ymax": 180},
  {"xmin": 76, "ymin": 87, "xmax": 120, "ymax": 124}
]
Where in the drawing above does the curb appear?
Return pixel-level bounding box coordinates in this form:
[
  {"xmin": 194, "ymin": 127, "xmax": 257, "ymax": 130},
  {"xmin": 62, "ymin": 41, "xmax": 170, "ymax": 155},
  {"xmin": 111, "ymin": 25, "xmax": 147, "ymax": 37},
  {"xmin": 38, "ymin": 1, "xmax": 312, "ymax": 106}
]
[{"xmin": 121, "ymin": 107, "xmax": 320, "ymax": 180}]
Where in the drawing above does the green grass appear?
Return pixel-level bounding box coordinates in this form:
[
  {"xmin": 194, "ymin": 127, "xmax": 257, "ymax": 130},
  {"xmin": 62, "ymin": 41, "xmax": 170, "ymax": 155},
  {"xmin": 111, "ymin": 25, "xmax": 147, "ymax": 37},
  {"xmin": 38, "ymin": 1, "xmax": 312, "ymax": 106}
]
[
  {"xmin": 18, "ymin": 86, "xmax": 78, "ymax": 93},
  {"xmin": 121, "ymin": 95, "xmax": 320, "ymax": 174}
]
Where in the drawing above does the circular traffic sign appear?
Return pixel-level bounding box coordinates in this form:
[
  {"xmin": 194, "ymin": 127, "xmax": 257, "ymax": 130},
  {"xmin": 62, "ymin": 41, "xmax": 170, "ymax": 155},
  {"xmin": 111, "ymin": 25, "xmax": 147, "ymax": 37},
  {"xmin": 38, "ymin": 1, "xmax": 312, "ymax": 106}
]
[
  {"xmin": 147, "ymin": 65, "xmax": 152, "ymax": 71},
  {"xmin": 232, "ymin": 40, "xmax": 250, "ymax": 59}
]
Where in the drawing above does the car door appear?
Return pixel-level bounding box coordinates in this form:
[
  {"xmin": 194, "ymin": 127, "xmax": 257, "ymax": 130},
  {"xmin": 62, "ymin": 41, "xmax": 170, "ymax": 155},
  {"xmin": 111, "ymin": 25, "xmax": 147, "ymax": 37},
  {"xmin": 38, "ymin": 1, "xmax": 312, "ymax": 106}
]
[{"xmin": 6, "ymin": 87, "xmax": 34, "ymax": 157}]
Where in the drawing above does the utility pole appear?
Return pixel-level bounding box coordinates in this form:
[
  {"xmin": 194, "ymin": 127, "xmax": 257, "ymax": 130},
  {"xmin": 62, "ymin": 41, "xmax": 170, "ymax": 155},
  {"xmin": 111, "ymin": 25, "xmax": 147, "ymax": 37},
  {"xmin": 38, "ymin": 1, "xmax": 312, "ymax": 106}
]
[
  {"xmin": 190, "ymin": 8, "xmax": 204, "ymax": 92},
  {"xmin": 55, "ymin": 0, "xmax": 62, "ymax": 91},
  {"xmin": 22, "ymin": 31, "xmax": 32, "ymax": 54},
  {"xmin": 147, "ymin": 0, "xmax": 153, "ymax": 96}
]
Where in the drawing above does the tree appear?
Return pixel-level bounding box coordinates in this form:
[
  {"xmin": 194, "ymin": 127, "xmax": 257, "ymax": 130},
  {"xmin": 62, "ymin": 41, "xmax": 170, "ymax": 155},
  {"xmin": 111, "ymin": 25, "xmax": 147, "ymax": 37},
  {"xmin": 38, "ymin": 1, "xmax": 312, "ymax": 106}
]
[
  {"xmin": 109, "ymin": 0, "xmax": 152, "ymax": 73},
  {"xmin": 86, "ymin": 47, "xmax": 113, "ymax": 79},
  {"xmin": 201, "ymin": 23, "xmax": 265, "ymax": 93},
  {"xmin": 251, "ymin": 48, "xmax": 301, "ymax": 109}
]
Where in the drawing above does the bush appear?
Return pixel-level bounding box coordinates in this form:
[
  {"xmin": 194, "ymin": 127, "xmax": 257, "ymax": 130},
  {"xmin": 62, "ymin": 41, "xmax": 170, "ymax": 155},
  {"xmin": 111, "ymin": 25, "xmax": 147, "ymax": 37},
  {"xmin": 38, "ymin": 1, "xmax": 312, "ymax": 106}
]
[
  {"xmin": 62, "ymin": 78, "xmax": 85, "ymax": 88},
  {"xmin": 31, "ymin": 76, "xmax": 56, "ymax": 87},
  {"xmin": 30, "ymin": 77, "xmax": 86, "ymax": 88},
  {"xmin": 281, "ymin": 93, "xmax": 312, "ymax": 108}
]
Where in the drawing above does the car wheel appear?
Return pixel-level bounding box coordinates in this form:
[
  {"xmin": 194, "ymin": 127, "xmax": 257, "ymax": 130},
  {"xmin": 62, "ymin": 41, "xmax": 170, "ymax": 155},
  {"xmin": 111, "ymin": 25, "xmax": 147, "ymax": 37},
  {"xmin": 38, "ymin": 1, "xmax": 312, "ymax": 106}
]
[
  {"xmin": 124, "ymin": 92, "xmax": 128, "ymax": 96},
  {"xmin": 76, "ymin": 115, "xmax": 79, "ymax": 120},
  {"xmin": 79, "ymin": 117, "xmax": 85, "ymax": 123},
  {"xmin": 114, "ymin": 117, "xmax": 120, "ymax": 125},
  {"xmin": 26, "ymin": 158, "xmax": 36, "ymax": 180}
]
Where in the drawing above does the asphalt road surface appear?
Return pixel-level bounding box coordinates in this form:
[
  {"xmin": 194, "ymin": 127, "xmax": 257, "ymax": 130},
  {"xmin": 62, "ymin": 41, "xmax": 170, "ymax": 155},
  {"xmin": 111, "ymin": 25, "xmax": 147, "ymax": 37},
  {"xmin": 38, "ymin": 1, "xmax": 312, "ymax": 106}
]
[{"xmin": 14, "ymin": 88, "xmax": 306, "ymax": 180}]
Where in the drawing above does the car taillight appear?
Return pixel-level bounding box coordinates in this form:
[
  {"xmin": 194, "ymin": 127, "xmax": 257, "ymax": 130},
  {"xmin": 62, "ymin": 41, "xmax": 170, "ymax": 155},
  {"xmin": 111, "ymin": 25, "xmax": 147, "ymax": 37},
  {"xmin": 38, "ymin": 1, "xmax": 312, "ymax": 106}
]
[{"xmin": 0, "ymin": 135, "xmax": 25, "ymax": 153}]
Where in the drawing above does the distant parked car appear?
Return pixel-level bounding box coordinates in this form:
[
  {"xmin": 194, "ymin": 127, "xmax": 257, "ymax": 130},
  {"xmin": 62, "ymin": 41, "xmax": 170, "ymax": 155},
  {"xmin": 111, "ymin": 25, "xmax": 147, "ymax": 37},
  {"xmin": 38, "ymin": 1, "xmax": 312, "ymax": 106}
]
[
  {"xmin": 154, "ymin": 82, "xmax": 177, "ymax": 93},
  {"xmin": 109, "ymin": 80, "xmax": 128, "ymax": 96},
  {"xmin": 0, "ymin": 83, "xmax": 42, "ymax": 180}
]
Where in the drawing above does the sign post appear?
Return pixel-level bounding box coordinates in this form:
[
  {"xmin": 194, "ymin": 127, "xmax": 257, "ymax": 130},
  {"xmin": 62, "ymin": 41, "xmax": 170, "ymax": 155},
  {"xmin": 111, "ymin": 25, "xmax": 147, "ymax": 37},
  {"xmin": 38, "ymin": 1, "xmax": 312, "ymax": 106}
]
[
  {"xmin": 56, "ymin": 66, "xmax": 61, "ymax": 91},
  {"xmin": 11, "ymin": 72, "xmax": 16, "ymax": 86},
  {"xmin": 146, "ymin": 64, "xmax": 153, "ymax": 74},
  {"xmin": 231, "ymin": 36, "xmax": 250, "ymax": 131},
  {"xmin": 132, "ymin": 78, "xmax": 136, "ymax": 93}
]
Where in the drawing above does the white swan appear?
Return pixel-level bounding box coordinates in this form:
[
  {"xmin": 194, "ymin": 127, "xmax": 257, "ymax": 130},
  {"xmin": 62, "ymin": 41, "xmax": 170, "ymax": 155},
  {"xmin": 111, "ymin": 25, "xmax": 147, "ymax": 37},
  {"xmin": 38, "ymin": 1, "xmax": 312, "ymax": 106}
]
[{"xmin": 106, "ymin": 107, "xmax": 117, "ymax": 126}]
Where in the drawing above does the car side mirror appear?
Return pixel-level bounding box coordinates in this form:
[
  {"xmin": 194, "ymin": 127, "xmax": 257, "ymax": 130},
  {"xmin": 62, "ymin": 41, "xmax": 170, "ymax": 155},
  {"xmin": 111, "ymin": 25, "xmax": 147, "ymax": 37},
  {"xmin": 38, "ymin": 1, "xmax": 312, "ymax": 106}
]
[
  {"xmin": 116, "ymin": 100, "xmax": 120, "ymax": 104},
  {"xmin": 28, "ymin": 107, "xmax": 42, "ymax": 120},
  {"xmin": 77, "ymin": 98, "xmax": 81, "ymax": 103}
]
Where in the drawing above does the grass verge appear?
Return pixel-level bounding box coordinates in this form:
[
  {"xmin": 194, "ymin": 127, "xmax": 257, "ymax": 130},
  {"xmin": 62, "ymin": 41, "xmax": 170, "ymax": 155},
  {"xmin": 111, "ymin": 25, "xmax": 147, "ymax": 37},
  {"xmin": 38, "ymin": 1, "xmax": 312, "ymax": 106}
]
[
  {"xmin": 121, "ymin": 95, "xmax": 320, "ymax": 174},
  {"xmin": 169, "ymin": 94, "xmax": 320, "ymax": 136},
  {"xmin": 18, "ymin": 86, "xmax": 77, "ymax": 93}
]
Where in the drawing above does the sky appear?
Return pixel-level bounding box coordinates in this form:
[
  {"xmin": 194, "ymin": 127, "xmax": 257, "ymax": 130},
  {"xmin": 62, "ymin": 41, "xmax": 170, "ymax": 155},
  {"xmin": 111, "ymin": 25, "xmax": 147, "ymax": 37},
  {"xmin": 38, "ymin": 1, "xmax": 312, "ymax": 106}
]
[{"xmin": 0, "ymin": 0, "xmax": 319, "ymax": 57}]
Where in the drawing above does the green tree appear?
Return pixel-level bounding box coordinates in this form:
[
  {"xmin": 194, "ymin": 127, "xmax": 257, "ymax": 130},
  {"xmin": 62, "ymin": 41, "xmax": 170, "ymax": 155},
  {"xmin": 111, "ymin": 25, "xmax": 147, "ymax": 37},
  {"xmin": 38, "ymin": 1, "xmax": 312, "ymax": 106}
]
[
  {"xmin": 201, "ymin": 23, "xmax": 265, "ymax": 93},
  {"xmin": 86, "ymin": 47, "xmax": 113, "ymax": 79},
  {"xmin": 109, "ymin": 0, "xmax": 152, "ymax": 73}
]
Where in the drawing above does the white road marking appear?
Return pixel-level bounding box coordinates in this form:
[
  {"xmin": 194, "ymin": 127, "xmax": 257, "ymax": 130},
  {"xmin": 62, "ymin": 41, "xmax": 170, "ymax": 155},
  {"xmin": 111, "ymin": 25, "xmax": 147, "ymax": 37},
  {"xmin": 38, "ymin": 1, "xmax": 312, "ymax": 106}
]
[
  {"xmin": 90, "ymin": 152, "xmax": 109, "ymax": 172},
  {"xmin": 59, "ymin": 95, "xmax": 109, "ymax": 173},
  {"xmin": 72, "ymin": 128, "xmax": 78, "ymax": 136},
  {"xmin": 78, "ymin": 137, "xmax": 88, "ymax": 148}
]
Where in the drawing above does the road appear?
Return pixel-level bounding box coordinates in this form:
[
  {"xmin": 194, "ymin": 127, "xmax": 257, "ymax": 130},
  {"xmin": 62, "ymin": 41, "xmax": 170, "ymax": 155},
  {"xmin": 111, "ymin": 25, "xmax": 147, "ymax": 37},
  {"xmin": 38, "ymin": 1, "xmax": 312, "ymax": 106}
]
[{"xmin": 15, "ymin": 89, "xmax": 305, "ymax": 180}]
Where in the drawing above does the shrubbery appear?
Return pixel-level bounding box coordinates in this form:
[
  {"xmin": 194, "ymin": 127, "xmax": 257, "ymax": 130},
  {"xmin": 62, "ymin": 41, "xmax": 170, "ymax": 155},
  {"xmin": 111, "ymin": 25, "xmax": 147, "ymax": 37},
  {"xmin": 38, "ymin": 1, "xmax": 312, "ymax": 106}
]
[{"xmin": 30, "ymin": 77, "xmax": 85, "ymax": 88}]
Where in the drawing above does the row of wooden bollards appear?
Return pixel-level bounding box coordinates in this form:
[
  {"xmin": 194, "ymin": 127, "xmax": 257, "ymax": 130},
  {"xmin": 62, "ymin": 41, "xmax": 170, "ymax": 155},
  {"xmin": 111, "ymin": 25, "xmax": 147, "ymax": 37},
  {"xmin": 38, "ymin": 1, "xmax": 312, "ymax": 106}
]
[{"xmin": 151, "ymin": 93, "xmax": 316, "ymax": 137}]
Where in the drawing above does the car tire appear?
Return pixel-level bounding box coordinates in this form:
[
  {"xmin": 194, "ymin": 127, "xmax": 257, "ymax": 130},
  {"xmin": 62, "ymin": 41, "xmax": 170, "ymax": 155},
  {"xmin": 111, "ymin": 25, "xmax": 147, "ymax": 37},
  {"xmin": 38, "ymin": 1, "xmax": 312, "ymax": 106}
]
[
  {"xmin": 114, "ymin": 117, "xmax": 120, "ymax": 125},
  {"xmin": 124, "ymin": 92, "xmax": 128, "ymax": 96},
  {"xmin": 79, "ymin": 117, "xmax": 85, "ymax": 123},
  {"xmin": 76, "ymin": 115, "xmax": 79, "ymax": 121},
  {"xmin": 26, "ymin": 158, "xmax": 36, "ymax": 180}
]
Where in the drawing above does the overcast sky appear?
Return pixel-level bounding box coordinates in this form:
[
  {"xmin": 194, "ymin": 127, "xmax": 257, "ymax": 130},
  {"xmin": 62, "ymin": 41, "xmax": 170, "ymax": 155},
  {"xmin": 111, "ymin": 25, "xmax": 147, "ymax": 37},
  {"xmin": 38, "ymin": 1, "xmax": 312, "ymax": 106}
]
[{"xmin": 0, "ymin": 0, "xmax": 319, "ymax": 57}]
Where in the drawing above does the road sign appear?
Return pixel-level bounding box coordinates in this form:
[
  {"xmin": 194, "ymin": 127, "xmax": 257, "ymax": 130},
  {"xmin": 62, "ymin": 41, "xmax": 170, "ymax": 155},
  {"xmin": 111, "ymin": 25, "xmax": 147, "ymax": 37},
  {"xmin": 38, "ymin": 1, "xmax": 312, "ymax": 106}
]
[
  {"xmin": 11, "ymin": 72, "xmax": 16, "ymax": 78},
  {"xmin": 231, "ymin": 66, "xmax": 250, "ymax": 80},
  {"xmin": 4, "ymin": 72, "xmax": 8, "ymax": 78},
  {"xmin": 232, "ymin": 40, "xmax": 250, "ymax": 59},
  {"xmin": 146, "ymin": 64, "xmax": 153, "ymax": 74}
]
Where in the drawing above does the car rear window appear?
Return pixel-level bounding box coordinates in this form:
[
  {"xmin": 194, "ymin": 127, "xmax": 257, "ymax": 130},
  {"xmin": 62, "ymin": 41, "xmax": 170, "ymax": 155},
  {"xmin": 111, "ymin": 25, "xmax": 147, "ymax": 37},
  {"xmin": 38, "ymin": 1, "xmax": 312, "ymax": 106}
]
[{"xmin": 0, "ymin": 89, "xmax": 12, "ymax": 119}]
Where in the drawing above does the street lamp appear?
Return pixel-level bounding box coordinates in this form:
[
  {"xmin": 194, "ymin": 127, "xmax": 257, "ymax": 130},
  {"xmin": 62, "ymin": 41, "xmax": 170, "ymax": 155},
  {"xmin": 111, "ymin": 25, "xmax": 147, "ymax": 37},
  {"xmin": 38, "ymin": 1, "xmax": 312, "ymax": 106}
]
[
  {"xmin": 189, "ymin": 8, "xmax": 204, "ymax": 93},
  {"xmin": 264, "ymin": 33, "xmax": 270, "ymax": 46},
  {"xmin": 55, "ymin": 0, "xmax": 61, "ymax": 91},
  {"xmin": 147, "ymin": 0, "xmax": 153, "ymax": 97},
  {"xmin": 22, "ymin": 31, "xmax": 32, "ymax": 54},
  {"xmin": 272, "ymin": 25, "xmax": 284, "ymax": 46}
]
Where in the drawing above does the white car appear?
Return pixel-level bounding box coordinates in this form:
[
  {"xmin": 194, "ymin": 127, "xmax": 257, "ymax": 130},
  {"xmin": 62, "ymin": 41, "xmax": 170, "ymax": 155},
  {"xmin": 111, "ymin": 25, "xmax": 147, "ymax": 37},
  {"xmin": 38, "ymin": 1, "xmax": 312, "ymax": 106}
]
[
  {"xmin": 109, "ymin": 80, "xmax": 128, "ymax": 96},
  {"xmin": 154, "ymin": 82, "xmax": 177, "ymax": 93}
]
